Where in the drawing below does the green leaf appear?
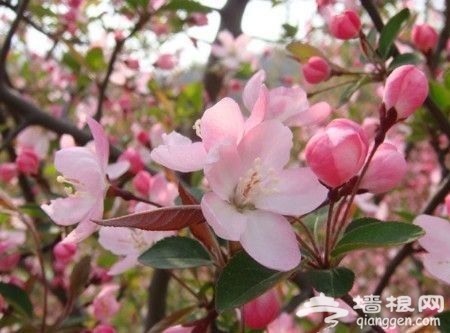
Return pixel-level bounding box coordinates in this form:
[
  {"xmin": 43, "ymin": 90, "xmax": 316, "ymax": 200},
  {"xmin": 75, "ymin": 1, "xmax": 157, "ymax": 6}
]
[
  {"xmin": 163, "ymin": 0, "xmax": 213, "ymax": 13},
  {"xmin": 436, "ymin": 311, "xmax": 450, "ymax": 332},
  {"xmin": 69, "ymin": 256, "xmax": 91, "ymax": 299},
  {"xmin": 388, "ymin": 52, "xmax": 420, "ymax": 70},
  {"xmin": 304, "ymin": 267, "xmax": 355, "ymax": 297},
  {"xmin": 429, "ymin": 81, "xmax": 450, "ymax": 110},
  {"xmin": 378, "ymin": 8, "xmax": 410, "ymax": 59},
  {"xmin": 138, "ymin": 236, "xmax": 212, "ymax": 269},
  {"xmin": 85, "ymin": 47, "xmax": 106, "ymax": 71},
  {"xmin": 0, "ymin": 282, "xmax": 33, "ymax": 318},
  {"xmin": 282, "ymin": 23, "xmax": 298, "ymax": 39},
  {"xmin": 332, "ymin": 221, "xmax": 424, "ymax": 257},
  {"xmin": 338, "ymin": 76, "xmax": 371, "ymax": 107},
  {"xmin": 286, "ymin": 41, "xmax": 325, "ymax": 64},
  {"xmin": 215, "ymin": 252, "xmax": 288, "ymax": 312}
]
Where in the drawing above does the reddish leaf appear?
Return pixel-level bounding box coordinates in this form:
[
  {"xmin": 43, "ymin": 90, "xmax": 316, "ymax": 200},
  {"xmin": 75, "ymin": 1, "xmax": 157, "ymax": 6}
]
[
  {"xmin": 178, "ymin": 184, "xmax": 219, "ymax": 257},
  {"xmin": 93, "ymin": 205, "xmax": 204, "ymax": 231}
]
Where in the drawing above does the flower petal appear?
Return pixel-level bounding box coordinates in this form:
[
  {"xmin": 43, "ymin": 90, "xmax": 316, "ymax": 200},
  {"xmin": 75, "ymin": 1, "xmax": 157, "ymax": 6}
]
[
  {"xmin": 422, "ymin": 254, "xmax": 450, "ymax": 285},
  {"xmin": 254, "ymin": 167, "xmax": 327, "ymax": 215},
  {"xmin": 267, "ymin": 86, "xmax": 309, "ymax": 122},
  {"xmin": 41, "ymin": 194, "xmax": 95, "ymax": 226},
  {"xmin": 414, "ymin": 215, "xmax": 450, "ymax": 254},
  {"xmin": 63, "ymin": 220, "xmax": 99, "ymax": 243},
  {"xmin": 200, "ymin": 97, "xmax": 245, "ymax": 151},
  {"xmin": 240, "ymin": 210, "xmax": 300, "ymax": 271},
  {"xmin": 287, "ymin": 101, "xmax": 332, "ymax": 126},
  {"xmin": 106, "ymin": 160, "xmax": 130, "ymax": 180},
  {"xmin": 204, "ymin": 143, "xmax": 243, "ymax": 201},
  {"xmin": 86, "ymin": 117, "xmax": 109, "ymax": 170},
  {"xmin": 245, "ymin": 85, "xmax": 268, "ymax": 133},
  {"xmin": 243, "ymin": 70, "xmax": 266, "ymax": 111},
  {"xmin": 238, "ymin": 120, "xmax": 292, "ymax": 171},
  {"xmin": 200, "ymin": 192, "xmax": 247, "ymax": 241},
  {"xmin": 150, "ymin": 132, "xmax": 207, "ymax": 172},
  {"xmin": 99, "ymin": 227, "xmax": 141, "ymax": 256},
  {"xmin": 108, "ymin": 255, "xmax": 140, "ymax": 275}
]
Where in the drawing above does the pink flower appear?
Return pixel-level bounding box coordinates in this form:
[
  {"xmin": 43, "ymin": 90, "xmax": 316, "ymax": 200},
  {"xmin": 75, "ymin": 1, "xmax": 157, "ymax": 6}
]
[
  {"xmin": 242, "ymin": 289, "xmax": 280, "ymax": 329},
  {"xmin": 132, "ymin": 170, "xmax": 153, "ymax": 196},
  {"xmin": 53, "ymin": 242, "xmax": 77, "ymax": 264},
  {"xmin": 329, "ymin": 9, "xmax": 361, "ymax": 40},
  {"xmin": 15, "ymin": 148, "xmax": 40, "ymax": 175},
  {"xmin": 0, "ymin": 163, "xmax": 17, "ymax": 182},
  {"xmin": 91, "ymin": 284, "xmax": 121, "ymax": 322},
  {"xmin": 414, "ymin": 215, "xmax": 450, "ymax": 284},
  {"xmin": 383, "ymin": 65, "xmax": 428, "ymax": 120},
  {"xmin": 211, "ymin": 30, "xmax": 253, "ymax": 69},
  {"xmin": 201, "ymin": 120, "xmax": 327, "ymax": 270},
  {"xmin": 0, "ymin": 229, "xmax": 25, "ymax": 272},
  {"xmin": 155, "ymin": 53, "xmax": 178, "ymax": 70},
  {"xmin": 243, "ymin": 70, "xmax": 331, "ymax": 127},
  {"xmin": 149, "ymin": 0, "xmax": 166, "ymax": 11},
  {"xmin": 305, "ymin": 119, "xmax": 368, "ymax": 188},
  {"xmin": 302, "ymin": 56, "xmax": 331, "ymax": 84},
  {"xmin": 267, "ymin": 313, "xmax": 300, "ymax": 333},
  {"xmin": 412, "ymin": 23, "xmax": 438, "ymax": 53},
  {"xmin": 360, "ymin": 143, "xmax": 407, "ymax": 193},
  {"xmin": 42, "ymin": 118, "xmax": 128, "ymax": 243},
  {"xmin": 119, "ymin": 148, "xmax": 144, "ymax": 174},
  {"xmin": 187, "ymin": 13, "xmax": 208, "ymax": 26}
]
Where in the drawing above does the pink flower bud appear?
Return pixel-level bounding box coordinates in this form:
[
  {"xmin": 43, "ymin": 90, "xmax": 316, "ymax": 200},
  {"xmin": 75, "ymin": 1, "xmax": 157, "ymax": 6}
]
[
  {"xmin": 329, "ymin": 9, "xmax": 361, "ymax": 40},
  {"xmin": 16, "ymin": 148, "xmax": 39, "ymax": 175},
  {"xmin": 305, "ymin": 119, "xmax": 368, "ymax": 188},
  {"xmin": 383, "ymin": 65, "xmax": 428, "ymax": 119},
  {"xmin": 0, "ymin": 252, "xmax": 20, "ymax": 272},
  {"xmin": 0, "ymin": 163, "xmax": 17, "ymax": 182},
  {"xmin": 132, "ymin": 170, "xmax": 153, "ymax": 196},
  {"xmin": 242, "ymin": 289, "xmax": 281, "ymax": 329},
  {"xmin": 93, "ymin": 324, "xmax": 117, "ymax": 333},
  {"xmin": 412, "ymin": 24, "xmax": 438, "ymax": 53},
  {"xmin": 137, "ymin": 130, "xmax": 150, "ymax": 146},
  {"xmin": 118, "ymin": 148, "xmax": 144, "ymax": 174},
  {"xmin": 92, "ymin": 285, "xmax": 121, "ymax": 322},
  {"xmin": 360, "ymin": 143, "xmax": 407, "ymax": 193},
  {"xmin": 302, "ymin": 56, "xmax": 330, "ymax": 84},
  {"xmin": 155, "ymin": 54, "xmax": 178, "ymax": 70},
  {"xmin": 53, "ymin": 242, "xmax": 77, "ymax": 264}
]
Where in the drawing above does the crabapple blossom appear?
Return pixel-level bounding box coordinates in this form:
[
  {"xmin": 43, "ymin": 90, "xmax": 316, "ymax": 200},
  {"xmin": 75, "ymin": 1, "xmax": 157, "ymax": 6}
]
[
  {"xmin": 118, "ymin": 148, "xmax": 145, "ymax": 174},
  {"xmin": 360, "ymin": 143, "xmax": 407, "ymax": 193},
  {"xmin": 267, "ymin": 313, "xmax": 301, "ymax": 333},
  {"xmin": 155, "ymin": 53, "xmax": 178, "ymax": 70},
  {"xmin": 201, "ymin": 120, "xmax": 327, "ymax": 270},
  {"xmin": 41, "ymin": 117, "xmax": 129, "ymax": 243},
  {"xmin": 53, "ymin": 241, "xmax": 77, "ymax": 264},
  {"xmin": 329, "ymin": 9, "xmax": 361, "ymax": 40},
  {"xmin": 211, "ymin": 30, "xmax": 254, "ymax": 70},
  {"xmin": 91, "ymin": 284, "xmax": 121, "ymax": 322},
  {"xmin": 15, "ymin": 148, "xmax": 40, "ymax": 175},
  {"xmin": 93, "ymin": 324, "xmax": 117, "ymax": 333},
  {"xmin": 242, "ymin": 288, "xmax": 280, "ymax": 329},
  {"xmin": 411, "ymin": 24, "xmax": 438, "ymax": 53},
  {"xmin": 382, "ymin": 65, "xmax": 428, "ymax": 120},
  {"xmin": 305, "ymin": 119, "xmax": 368, "ymax": 188},
  {"xmin": 0, "ymin": 163, "xmax": 17, "ymax": 182},
  {"xmin": 302, "ymin": 56, "xmax": 331, "ymax": 84},
  {"xmin": 414, "ymin": 215, "xmax": 450, "ymax": 284},
  {"xmin": 132, "ymin": 170, "xmax": 153, "ymax": 197}
]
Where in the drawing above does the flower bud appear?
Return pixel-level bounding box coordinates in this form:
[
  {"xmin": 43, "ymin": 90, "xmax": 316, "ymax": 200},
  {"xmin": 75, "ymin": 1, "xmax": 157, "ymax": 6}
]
[
  {"xmin": 360, "ymin": 143, "xmax": 407, "ymax": 193},
  {"xmin": 329, "ymin": 10, "xmax": 361, "ymax": 40},
  {"xmin": 16, "ymin": 148, "xmax": 39, "ymax": 175},
  {"xmin": 302, "ymin": 56, "xmax": 330, "ymax": 84},
  {"xmin": 0, "ymin": 163, "xmax": 17, "ymax": 182},
  {"xmin": 93, "ymin": 324, "xmax": 117, "ymax": 333},
  {"xmin": 53, "ymin": 242, "xmax": 77, "ymax": 264},
  {"xmin": 155, "ymin": 53, "xmax": 177, "ymax": 70},
  {"xmin": 383, "ymin": 65, "xmax": 428, "ymax": 120},
  {"xmin": 118, "ymin": 148, "xmax": 144, "ymax": 174},
  {"xmin": 132, "ymin": 170, "xmax": 153, "ymax": 196},
  {"xmin": 242, "ymin": 289, "xmax": 281, "ymax": 329},
  {"xmin": 305, "ymin": 119, "xmax": 368, "ymax": 188},
  {"xmin": 412, "ymin": 24, "xmax": 438, "ymax": 53}
]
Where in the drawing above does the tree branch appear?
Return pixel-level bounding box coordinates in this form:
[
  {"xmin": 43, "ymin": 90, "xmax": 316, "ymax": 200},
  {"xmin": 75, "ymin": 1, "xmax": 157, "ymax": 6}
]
[
  {"xmin": 429, "ymin": 0, "xmax": 450, "ymax": 71},
  {"xmin": 144, "ymin": 269, "xmax": 171, "ymax": 332}
]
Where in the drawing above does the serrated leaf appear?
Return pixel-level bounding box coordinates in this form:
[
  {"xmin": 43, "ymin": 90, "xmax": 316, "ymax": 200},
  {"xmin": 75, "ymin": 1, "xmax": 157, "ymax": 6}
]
[
  {"xmin": 138, "ymin": 236, "xmax": 212, "ymax": 269},
  {"xmin": 0, "ymin": 283, "xmax": 33, "ymax": 318},
  {"xmin": 69, "ymin": 256, "xmax": 91, "ymax": 299},
  {"xmin": 85, "ymin": 47, "xmax": 106, "ymax": 71},
  {"xmin": 215, "ymin": 252, "xmax": 288, "ymax": 312},
  {"xmin": 343, "ymin": 217, "xmax": 380, "ymax": 234},
  {"xmin": 163, "ymin": 0, "xmax": 213, "ymax": 13},
  {"xmin": 388, "ymin": 52, "xmax": 421, "ymax": 70},
  {"xmin": 378, "ymin": 8, "xmax": 410, "ymax": 59},
  {"xmin": 286, "ymin": 41, "xmax": 325, "ymax": 64},
  {"xmin": 93, "ymin": 205, "xmax": 204, "ymax": 231},
  {"xmin": 429, "ymin": 81, "xmax": 450, "ymax": 110},
  {"xmin": 304, "ymin": 267, "xmax": 355, "ymax": 297},
  {"xmin": 332, "ymin": 221, "xmax": 424, "ymax": 257}
]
